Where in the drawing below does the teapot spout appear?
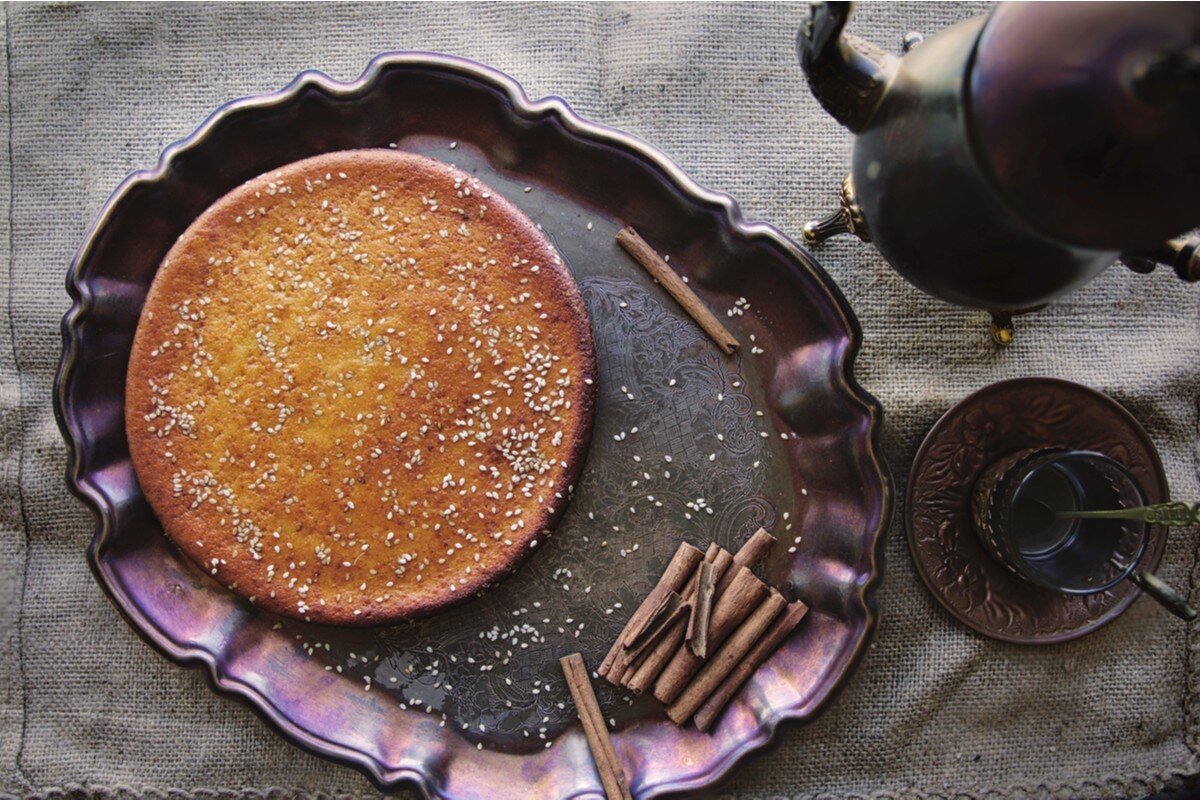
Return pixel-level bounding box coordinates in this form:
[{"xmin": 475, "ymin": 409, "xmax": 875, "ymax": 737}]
[{"xmin": 797, "ymin": 1, "xmax": 895, "ymax": 133}]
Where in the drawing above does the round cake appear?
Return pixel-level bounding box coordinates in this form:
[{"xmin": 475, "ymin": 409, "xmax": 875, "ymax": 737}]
[{"xmin": 126, "ymin": 149, "xmax": 597, "ymax": 625}]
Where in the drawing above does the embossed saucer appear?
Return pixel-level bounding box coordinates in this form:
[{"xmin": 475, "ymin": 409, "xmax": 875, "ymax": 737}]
[{"xmin": 906, "ymin": 377, "xmax": 1168, "ymax": 644}]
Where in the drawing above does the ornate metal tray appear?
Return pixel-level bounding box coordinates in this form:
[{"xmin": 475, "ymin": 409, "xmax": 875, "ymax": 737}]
[{"xmin": 55, "ymin": 54, "xmax": 890, "ymax": 798}]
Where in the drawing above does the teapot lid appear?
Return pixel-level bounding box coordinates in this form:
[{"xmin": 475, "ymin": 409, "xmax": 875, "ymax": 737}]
[{"xmin": 970, "ymin": 2, "xmax": 1200, "ymax": 249}]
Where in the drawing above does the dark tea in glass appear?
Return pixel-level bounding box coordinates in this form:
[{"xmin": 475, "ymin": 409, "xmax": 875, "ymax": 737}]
[{"xmin": 973, "ymin": 449, "xmax": 1146, "ymax": 593}]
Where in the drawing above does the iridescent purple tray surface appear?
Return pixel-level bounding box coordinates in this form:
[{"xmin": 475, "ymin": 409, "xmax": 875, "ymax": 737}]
[{"xmin": 55, "ymin": 53, "xmax": 891, "ymax": 798}]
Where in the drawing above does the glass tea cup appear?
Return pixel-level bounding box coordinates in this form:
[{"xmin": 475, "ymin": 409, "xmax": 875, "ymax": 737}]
[{"xmin": 971, "ymin": 448, "xmax": 1195, "ymax": 620}]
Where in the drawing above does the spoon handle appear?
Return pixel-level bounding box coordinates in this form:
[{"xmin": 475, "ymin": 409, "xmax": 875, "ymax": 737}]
[
  {"xmin": 1127, "ymin": 570, "xmax": 1198, "ymax": 621},
  {"xmin": 1057, "ymin": 501, "xmax": 1200, "ymax": 526}
]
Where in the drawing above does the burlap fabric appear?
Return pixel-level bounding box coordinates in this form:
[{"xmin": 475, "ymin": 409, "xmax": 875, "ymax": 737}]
[{"xmin": 3, "ymin": 3, "xmax": 1198, "ymax": 798}]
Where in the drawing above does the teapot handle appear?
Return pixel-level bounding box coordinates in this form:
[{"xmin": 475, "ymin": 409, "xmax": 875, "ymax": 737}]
[{"xmin": 1122, "ymin": 236, "xmax": 1200, "ymax": 282}]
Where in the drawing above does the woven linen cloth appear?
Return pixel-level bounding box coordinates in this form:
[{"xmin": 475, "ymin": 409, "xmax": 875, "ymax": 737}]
[{"xmin": 3, "ymin": 2, "xmax": 1199, "ymax": 798}]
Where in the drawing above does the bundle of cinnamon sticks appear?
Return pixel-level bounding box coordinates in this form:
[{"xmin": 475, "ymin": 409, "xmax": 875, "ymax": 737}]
[{"xmin": 599, "ymin": 529, "xmax": 808, "ymax": 731}]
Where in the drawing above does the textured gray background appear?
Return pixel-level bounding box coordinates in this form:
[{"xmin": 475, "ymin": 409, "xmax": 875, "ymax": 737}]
[{"xmin": 3, "ymin": 2, "xmax": 1199, "ymax": 798}]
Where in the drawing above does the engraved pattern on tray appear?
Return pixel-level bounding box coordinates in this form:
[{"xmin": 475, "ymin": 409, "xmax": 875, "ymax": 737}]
[{"xmin": 362, "ymin": 276, "xmax": 776, "ymax": 745}]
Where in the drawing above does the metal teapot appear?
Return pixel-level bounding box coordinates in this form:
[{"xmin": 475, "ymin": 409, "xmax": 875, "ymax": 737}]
[{"xmin": 798, "ymin": 2, "xmax": 1200, "ymax": 343}]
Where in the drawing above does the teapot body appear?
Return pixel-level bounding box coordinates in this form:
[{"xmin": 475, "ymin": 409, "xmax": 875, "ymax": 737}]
[
  {"xmin": 849, "ymin": 16, "xmax": 1114, "ymax": 311},
  {"xmin": 799, "ymin": 2, "xmax": 1200, "ymax": 330}
]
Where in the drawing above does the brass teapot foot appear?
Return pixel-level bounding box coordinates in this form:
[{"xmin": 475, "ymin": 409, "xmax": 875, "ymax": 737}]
[
  {"xmin": 989, "ymin": 306, "xmax": 1050, "ymax": 348},
  {"xmin": 989, "ymin": 312, "xmax": 1015, "ymax": 348},
  {"xmin": 802, "ymin": 175, "xmax": 871, "ymax": 245}
]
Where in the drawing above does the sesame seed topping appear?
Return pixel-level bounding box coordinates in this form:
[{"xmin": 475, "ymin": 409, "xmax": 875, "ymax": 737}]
[{"xmin": 131, "ymin": 152, "xmax": 593, "ymax": 623}]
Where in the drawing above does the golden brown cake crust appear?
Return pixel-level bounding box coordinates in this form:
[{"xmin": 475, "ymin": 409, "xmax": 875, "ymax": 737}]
[{"xmin": 126, "ymin": 149, "xmax": 596, "ymax": 625}]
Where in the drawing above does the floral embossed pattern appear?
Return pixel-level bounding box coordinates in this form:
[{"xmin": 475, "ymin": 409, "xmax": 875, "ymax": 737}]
[{"xmin": 907, "ymin": 377, "xmax": 1168, "ymax": 643}]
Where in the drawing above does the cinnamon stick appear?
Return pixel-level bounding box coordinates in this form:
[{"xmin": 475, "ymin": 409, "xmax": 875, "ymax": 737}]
[
  {"xmin": 684, "ymin": 557, "xmax": 716, "ymax": 644},
  {"xmin": 600, "ymin": 542, "xmax": 703, "ymax": 682},
  {"xmin": 687, "ymin": 561, "xmax": 716, "ymax": 658},
  {"xmin": 693, "ymin": 599, "xmax": 809, "ymax": 732},
  {"xmin": 716, "ymin": 527, "xmax": 776, "ymax": 596},
  {"xmin": 624, "ymin": 591, "xmax": 679, "ymax": 652},
  {"xmin": 709, "ymin": 546, "xmax": 735, "ymax": 582},
  {"xmin": 614, "ymin": 544, "xmax": 724, "ymax": 690},
  {"xmin": 624, "ymin": 595, "xmax": 690, "ymax": 665},
  {"xmin": 620, "ymin": 535, "xmax": 760, "ymax": 692},
  {"xmin": 616, "ymin": 227, "xmax": 739, "ymax": 356},
  {"xmin": 560, "ymin": 653, "xmax": 632, "ymax": 800},
  {"xmin": 665, "ymin": 590, "xmax": 788, "ymax": 726},
  {"xmin": 652, "ymin": 567, "xmax": 768, "ymax": 704}
]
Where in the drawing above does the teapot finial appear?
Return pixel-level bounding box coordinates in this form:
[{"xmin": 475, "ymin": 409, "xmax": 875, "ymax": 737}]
[{"xmin": 797, "ymin": 2, "xmax": 895, "ymax": 133}]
